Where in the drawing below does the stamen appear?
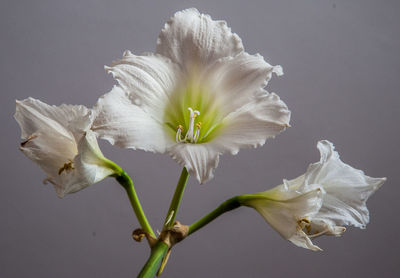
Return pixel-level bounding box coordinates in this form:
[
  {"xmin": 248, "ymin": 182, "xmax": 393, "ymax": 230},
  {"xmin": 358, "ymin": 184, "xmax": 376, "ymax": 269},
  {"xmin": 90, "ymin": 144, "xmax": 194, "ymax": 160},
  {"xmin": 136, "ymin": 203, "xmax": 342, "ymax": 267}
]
[
  {"xmin": 308, "ymin": 229, "xmax": 329, "ymax": 238},
  {"xmin": 58, "ymin": 160, "xmax": 74, "ymax": 175},
  {"xmin": 184, "ymin": 107, "xmax": 200, "ymax": 143},
  {"xmin": 20, "ymin": 134, "xmax": 38, "ymax": 147},
  {"xmin": 193, "ymin": 122, "xmax": 202, "ymax": 143},
  {"xmin": 176, "ymin": 125, "xmax": 184, "ymax": 143},
  {"xmin": 176, "ymin": 107, "xmax": 201, "ymax": 144},
  {"xmin": 297, "ymin": 218, "xmax": 332, "ymax": 238}
]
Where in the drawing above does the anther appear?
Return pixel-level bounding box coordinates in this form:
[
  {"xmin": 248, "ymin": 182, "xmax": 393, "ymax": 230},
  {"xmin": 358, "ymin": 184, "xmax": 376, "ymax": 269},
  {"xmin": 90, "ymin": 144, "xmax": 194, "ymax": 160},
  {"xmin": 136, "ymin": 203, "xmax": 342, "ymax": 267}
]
[{"xmin": 58, "ymin": 160, "xmax": 74, "ymax": 175}]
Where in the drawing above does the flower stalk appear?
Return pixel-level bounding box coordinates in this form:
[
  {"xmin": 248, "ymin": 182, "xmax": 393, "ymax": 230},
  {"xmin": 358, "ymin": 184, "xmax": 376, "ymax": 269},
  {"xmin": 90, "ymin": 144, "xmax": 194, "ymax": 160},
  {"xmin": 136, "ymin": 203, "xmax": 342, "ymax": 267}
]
[
  {"xmin": 138, "ymin": 168, "xmax": 190, "ymax": 277},
  {"xmin": 163, "ymin": 168, "xmax": 189, "ymax": 228},
  {"xmin": 115, "ymin": 170, "xmax": 155, "ymax": 238},
  {"xmin": 188, "ymin": 196, "xmax": 242, "ymax": 236},
  {"xmin": 137, "ymin": 241, "xmax": 169, "ymax": 278}
]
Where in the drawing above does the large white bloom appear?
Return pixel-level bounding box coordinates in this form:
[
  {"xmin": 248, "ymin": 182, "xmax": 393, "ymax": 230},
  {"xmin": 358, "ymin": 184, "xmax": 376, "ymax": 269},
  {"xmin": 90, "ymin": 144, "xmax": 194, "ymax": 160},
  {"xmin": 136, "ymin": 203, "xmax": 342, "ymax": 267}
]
[
  {"xmin": 15, "ymin": 98, "xmax": 116, "ymax": 198},
  {"xmin": 93, "ymin": 8, "xmax": 290, "ymax": 183},
  {"xmin": 242, "ymin": 140, "xmax": 386, "ymax": 251}
]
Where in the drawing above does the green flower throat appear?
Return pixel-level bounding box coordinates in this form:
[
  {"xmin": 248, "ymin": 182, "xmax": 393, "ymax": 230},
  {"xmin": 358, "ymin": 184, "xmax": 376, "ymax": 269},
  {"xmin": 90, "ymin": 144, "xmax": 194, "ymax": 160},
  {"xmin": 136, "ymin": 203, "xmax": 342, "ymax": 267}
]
[{"xmin": 164, "ymin": 82, "xmax": 224, "ymax": 144}]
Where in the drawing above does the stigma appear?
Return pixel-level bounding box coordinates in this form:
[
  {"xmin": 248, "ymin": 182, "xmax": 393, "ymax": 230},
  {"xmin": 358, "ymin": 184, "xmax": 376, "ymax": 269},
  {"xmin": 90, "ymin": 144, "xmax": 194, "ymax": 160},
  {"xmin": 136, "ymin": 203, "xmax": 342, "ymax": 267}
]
[{"xmin": 176, "ymin": 107, "xmax": 201, "ymax": 143}]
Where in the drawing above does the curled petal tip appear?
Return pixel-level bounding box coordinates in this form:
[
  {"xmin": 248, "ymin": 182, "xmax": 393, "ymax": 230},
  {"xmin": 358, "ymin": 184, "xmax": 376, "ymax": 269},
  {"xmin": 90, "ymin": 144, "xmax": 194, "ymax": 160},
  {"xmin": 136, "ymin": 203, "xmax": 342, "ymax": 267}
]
[{"xmin": 273, "ymin": 65, "xmax": 284, "ymax": 76}]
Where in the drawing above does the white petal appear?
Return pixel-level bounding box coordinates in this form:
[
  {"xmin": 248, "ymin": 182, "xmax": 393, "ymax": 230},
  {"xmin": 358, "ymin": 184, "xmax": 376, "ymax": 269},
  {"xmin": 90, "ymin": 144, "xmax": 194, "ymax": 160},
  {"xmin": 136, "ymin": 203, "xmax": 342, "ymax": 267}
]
[
  {"xmin": 93, "ymin": 86, "xmax": 171, "ymax": 153},
  {"xmin": 203, "ymin": 53, "xmax": 283, "ymax": 115},
  {"xmin": 19, "ymin": 129, "xmax": 77, "ymax": 184},
  {"xmin": 288, "ymin": 230, "xmax": 323, "ymax": 251},
  {"xmin": 167, "ymin": 143, "xmax": 220, "ymax": 183},
  {"xmin": 167, "ymin": 91, "xmax": 290, "ymax": 183},
  {"xmin": 76, "ymin": 130, "xmax": 115, "ymax": 183},
  {"xmin": 60, "ymin": 130, "xmax": 115, "ymax": 197},
  {"xmin": 15, "ymin": 97, "xmax": 91, "ymax": 140},
  {"xmin": 105, "ymin": 52, "xmax": 180, "ymax": 120},
  {"xmin": 15, "ymin": 98, "xmax": 87, "ymax": 178},
  {"xmin": 211, "ymin": 91, "xmax": 291, "ymax": 155},
  {"xmin": 14, "ymin": 98, "xmax": 110, "ymax": 198},
  {"xmin": 303, "ymin": 140, "xmax": 386, "ymax": 228},
  {"xmin": 246, "ymin": 188, "xmax": 324, "ymax": 251},
  {"xmin": 156, "ymin": 8, "xmax": 243, "ymax": 72}
]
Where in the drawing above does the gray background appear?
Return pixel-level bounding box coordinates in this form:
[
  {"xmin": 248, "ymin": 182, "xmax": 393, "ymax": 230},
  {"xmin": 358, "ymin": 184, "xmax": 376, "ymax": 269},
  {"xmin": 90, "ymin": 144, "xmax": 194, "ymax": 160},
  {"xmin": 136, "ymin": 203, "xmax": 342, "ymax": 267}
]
[{"xmin": 1, "ymin": 0, "xmax": 398, "ymax": 277}]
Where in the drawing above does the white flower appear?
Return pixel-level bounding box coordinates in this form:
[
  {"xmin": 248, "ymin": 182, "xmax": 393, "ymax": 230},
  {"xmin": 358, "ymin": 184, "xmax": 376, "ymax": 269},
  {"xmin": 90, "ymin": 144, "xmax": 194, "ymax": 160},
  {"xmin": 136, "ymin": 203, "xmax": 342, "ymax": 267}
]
[
  {"xmin": 15, "ymin": 98, "xmax": 116, "ymax": 198},
  {"xmin": 242, "ymin": 140, "xmax": 386, "ymax": 251},
  {"xmin": 93, "ymin": 8, "xmax": 290, "ymax": 183}
]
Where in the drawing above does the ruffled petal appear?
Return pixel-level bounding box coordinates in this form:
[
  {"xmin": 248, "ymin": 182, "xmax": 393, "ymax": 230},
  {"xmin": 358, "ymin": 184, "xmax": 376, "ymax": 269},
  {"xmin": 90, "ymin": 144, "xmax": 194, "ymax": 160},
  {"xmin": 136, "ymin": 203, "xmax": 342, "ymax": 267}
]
[
  {"xmin": 15, "ymin": 98, "xmax": 91, "ymax": 140},
  {"xmin": 202, "ymin": 52, "xmax": 283, "ymax": 115},
  {"xmin": 156, "ymin": 8, "xmax": 243, "ymax": 72},
  {"xmin": 15, "ymin": 98, "xmax": 85, "ymax": 177},
  {"xmin": 303, "ymin": 140, "xmax": 386, "ymax": 228},
  {"xmin": 14, "ymin": 98, "xmax": 113, "ymax": 198},
  {"xmin": 93, "ymin": 86, "xmax": 171, "ymax": 153},
  {"xmin": 105, "ymin": 51, "xmax": 180, "ymax": 120},
  {"xmin": 165, "ymin": 91, "xmax": 290, "ymax": 183},
  {"xmin": 210, "ymin": 91, "xmax": 290, "ymax": 154},
  {"xmin": 167, "ymin": 143, "xmax": 220, "ymax": 183}
]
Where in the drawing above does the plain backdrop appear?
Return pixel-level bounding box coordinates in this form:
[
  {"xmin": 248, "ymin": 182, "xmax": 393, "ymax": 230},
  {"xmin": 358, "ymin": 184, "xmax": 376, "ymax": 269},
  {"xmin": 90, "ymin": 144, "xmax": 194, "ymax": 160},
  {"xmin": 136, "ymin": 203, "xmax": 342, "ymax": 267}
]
[{"xmin": 1, "ymin": 0, "xmax": 399, "ymax": 277}]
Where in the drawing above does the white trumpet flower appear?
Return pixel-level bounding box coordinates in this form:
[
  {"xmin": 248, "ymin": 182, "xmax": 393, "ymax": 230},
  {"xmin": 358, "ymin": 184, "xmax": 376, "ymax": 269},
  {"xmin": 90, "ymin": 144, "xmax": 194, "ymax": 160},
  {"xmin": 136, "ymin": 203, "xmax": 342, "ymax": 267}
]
[
  {"xmin": 93, "ymin": 8, "xmax": 290, "ymax": 183},
  {"xmin": 15, "ymin": 98, "xmax": 117, "ymax": 198},
  {"xmin": 242, "ymin": 140, "xmax": 386, "ymax": 251}
]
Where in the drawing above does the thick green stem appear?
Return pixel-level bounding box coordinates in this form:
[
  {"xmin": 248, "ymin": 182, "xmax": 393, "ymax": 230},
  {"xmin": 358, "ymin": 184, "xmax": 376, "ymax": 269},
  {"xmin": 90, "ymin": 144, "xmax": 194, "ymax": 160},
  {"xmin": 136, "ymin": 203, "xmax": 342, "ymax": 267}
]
[
  {"xmin": 136, "ymin": 168, "xmax": 189, "ymax": 277},
  {"xmin": 115, "ymin": 171, "xmax": 155, "ymax": 238},
  {"xmin": 163, "ymin": 168, "xmax": 189, "ymax": 228},
  {"xmin": 188, "ymin": 196, "xmax": 242, "ymax": 236},
  {"xmin": 137, "ymin": 241, "xmax": 169, "ymax": 278}
]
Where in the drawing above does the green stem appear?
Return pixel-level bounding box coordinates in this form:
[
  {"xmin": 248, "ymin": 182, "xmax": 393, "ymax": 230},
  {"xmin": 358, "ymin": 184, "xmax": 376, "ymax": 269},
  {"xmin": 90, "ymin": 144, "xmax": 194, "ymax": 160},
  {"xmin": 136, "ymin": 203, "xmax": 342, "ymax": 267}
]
[
  {"xmin": 137, "ymin": 241, "xmax": 169, "ymax": 278},
  {"xmin": 115, "ymin": 171, "xmax": 155, "ymax": 238},
  {"xmin": 188, "ymin": 196, "xmax": 242, "ymax": 236},
  {"xmin": 163, "ymin": 168, "xmax": 189, "ymax": 227}
]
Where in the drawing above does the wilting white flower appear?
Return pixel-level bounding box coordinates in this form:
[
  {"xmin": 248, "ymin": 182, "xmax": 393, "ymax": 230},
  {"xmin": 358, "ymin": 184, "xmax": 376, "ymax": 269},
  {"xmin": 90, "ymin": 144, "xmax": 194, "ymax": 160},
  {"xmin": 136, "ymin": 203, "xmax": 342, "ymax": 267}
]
[
  {"xmin": 15, "ymin": 98, "xmax": 117, "ymax": 198},
  {"xmin": 241, "ymin": 140, "xmax": 386, "ymax": 251},
  {"xmin": 93, "ymin": 8, "xmax": 290, "ymax": 183}
]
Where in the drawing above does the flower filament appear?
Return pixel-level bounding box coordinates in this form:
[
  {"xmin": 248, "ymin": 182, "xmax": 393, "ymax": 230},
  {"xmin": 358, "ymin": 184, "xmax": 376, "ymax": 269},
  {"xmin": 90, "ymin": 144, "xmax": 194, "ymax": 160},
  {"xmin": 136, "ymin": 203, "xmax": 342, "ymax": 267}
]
[
  {"xmin": 297, "ymin": 217, "xmax": 344, "ymax": 238},
  {"xmin": 176, "ymin": 108, "xmax": 201, "ymax": 143}
]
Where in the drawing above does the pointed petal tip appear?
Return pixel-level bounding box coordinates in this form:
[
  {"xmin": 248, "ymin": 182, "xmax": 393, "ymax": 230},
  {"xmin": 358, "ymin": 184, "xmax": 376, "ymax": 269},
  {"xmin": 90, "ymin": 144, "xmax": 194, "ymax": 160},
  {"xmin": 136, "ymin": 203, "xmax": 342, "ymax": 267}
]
[{"xmin": 314, "ymin": 246, "xmax": 323, "ymax": 252}]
